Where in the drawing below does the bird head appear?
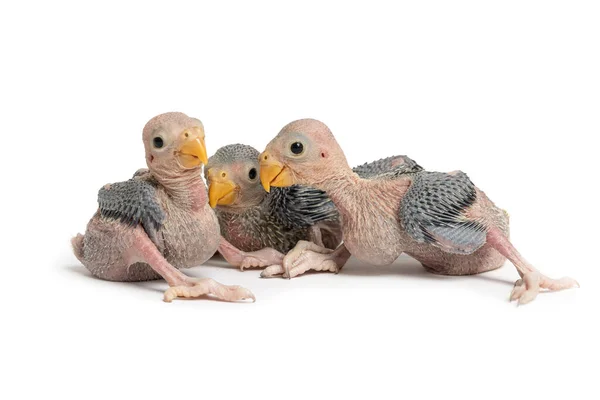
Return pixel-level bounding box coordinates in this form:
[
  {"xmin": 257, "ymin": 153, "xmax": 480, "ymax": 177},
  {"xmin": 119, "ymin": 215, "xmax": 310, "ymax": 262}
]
[
  {"xmin": 205, "ymin": 144, "xmax": 266, "ymax": 209},
  {"xmin": 142, "ymin": 112, "xmax": 208, "ymax": 178},
  {"xmin": 259, "ymin": 119, "xmax": 348, "ymax": 192}
]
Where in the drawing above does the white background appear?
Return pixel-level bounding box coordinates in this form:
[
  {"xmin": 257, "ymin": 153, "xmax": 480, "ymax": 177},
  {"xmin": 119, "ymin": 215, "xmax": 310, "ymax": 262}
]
[{"xmin": 1, "ymin": 1, "xmax": 598, "ymax": 399}]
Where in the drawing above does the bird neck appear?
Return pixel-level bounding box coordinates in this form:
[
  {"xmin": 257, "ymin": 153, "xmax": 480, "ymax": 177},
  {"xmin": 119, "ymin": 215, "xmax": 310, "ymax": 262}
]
[
  {"xmin": 318, "ymin": 170, "xmax": 411, "ymax": 220},
  {"xmin": 315, "ymin": 168, "xmax": 362, "ymax": 205},
  {"xmin": 154, "ymin": 168, "xmax": 208, "ymax": 211}
]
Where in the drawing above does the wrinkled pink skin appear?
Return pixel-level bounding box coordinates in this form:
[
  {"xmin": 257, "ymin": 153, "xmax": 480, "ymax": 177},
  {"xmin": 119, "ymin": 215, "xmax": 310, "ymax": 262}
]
[
  {"xmin": 72, "ymin": 112, "xmax": 257, "ymax": 302},
  {"xmin": 131, "ymin": 166, "xmax": 285, "ymax": 270},
  {"xmin": 261, "ymin": 119, "xmax": 578, "ymax": 304}
]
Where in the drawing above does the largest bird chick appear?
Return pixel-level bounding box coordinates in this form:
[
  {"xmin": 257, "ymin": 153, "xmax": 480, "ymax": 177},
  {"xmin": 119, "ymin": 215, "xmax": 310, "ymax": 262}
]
[
  {"xmin": 259, "ymin": 119, "xmax": 578, "ymax": 305},
  {"xmin": 72, "ymin": 112, "xmax": 254, "ymax": 303}
]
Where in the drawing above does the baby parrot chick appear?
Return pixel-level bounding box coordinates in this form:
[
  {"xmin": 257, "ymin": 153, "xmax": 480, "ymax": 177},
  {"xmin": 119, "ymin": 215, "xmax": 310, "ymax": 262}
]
[
  {"xmin": 72, "ymin": 112, "xmax": 254, "ymax": 302},
  {"xmin": 259, "ymin": 119, "xmax": 578, "ymax": 305},
  {"xmin": 206, "ymin": 144, "xmax": 342, "ymax": 267},
  {"xmin": 206, "ymin": 144, "xmax": 423, "ymax": 272}
]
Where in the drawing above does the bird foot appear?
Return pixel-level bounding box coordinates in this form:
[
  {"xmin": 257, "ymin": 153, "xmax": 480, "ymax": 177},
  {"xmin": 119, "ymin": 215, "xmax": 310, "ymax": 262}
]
[
  {"xmin": 261, "ymin": 240, "xmax": 340, "ymax": 279},
  {"xmin": 163, "ymin": 278, "xmax": 255, "ymax": 303},
  {"xmin": 510, "ymin": 271, "xmax": 579, "ymax": 305},
  {"xmin": 239, "ymin": 248, "xmax": 284, "ymax": 271}
]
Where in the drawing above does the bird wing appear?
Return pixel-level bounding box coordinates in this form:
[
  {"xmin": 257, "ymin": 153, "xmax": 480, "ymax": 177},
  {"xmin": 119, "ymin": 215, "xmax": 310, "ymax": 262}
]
[
  {"xmin": 400, "ymin": 171, "xmax": 487, "ymax": 254},
  {"xmin": 97, "ymin": 178, "xmax": 165, "ymax": 243},
  {"xmin": 132, "ymin": 168, "xmax": 150, "ymax": 178},
  {"xmin": 266, "ymin": 185, "xmax": 339, "ymax": 229},
  {"xmin": 353, "ymin": 155, "xmax": 423, "ymax": 180}
]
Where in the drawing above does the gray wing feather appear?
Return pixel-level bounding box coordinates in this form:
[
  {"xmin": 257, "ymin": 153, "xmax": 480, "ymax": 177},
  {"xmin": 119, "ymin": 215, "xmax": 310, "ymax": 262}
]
[
  {"xmin": 353, "ymin": 155, "xmax": 423, "ymax": 179},
  {"xmin": 266, "ymin": 185, "xmax": 338, "ymax": 229},
  {"xmin": 400, "ymin": 171, "xmax": 487, "ymax": 254},
  {"xmin": 98, "ymin": 179, "xmax": 165, "ymax": 241}
]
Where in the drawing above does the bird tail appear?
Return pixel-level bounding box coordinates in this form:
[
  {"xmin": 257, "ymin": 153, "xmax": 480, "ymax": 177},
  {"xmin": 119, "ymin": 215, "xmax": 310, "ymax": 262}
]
[{"xmin": 71, "ymin": 233, "xmax": 85, "ymax": 262}]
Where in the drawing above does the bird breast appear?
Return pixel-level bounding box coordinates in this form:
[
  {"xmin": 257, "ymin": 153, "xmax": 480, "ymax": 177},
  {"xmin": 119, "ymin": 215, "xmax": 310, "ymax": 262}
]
[
  {"xmin": 160, "ymin": 202, "xmax": 221, "ymax": 268},
  {"xmin": 334, "ymin": 180, "xmax": 407, "ymax": 266}
]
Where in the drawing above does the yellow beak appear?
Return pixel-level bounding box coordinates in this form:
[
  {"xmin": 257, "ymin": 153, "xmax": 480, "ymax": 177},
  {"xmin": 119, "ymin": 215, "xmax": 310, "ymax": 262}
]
[
  {"xmin": 208, "ymin": 173, "xmax": 239, "ymax": 208},
  {"xmin": 259, "ymin": 152, "xmax": 295, "ymax": 192},
  {"xmin": 178, "ymin": 134, "xmax": 208, "ymax": 168}
]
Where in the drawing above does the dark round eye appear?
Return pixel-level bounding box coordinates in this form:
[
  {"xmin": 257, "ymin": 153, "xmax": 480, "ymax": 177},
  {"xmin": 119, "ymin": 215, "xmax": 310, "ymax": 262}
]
[
  {"xmin": 153, "ymin": 137, "xmax": 164, "ymax": 149},
  {"xmin": 248, "ymin": 168, "xmax": 257, "ymax": 180},
  {"xmin": 290, "ymin": 142, "xmax": 304, "ymax": 155}
]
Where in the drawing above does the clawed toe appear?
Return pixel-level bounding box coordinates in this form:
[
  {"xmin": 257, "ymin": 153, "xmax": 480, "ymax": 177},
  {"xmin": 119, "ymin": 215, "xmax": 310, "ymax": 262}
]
[
  {"xmin": 509, "ymin": 272, "xmax": 579, "ymax": 305},
  {"xmin": 163, "ymin": 279, "xmax": 255, "ymax": 303},
  {"xmin": 543, "ymin": 276, "xmax": 580, "ymax": 290},
  {"xmin": 258, "ymin": 246, "xmax": 340, "ymax": 279},
  {"xmin": 240, "ymin": 258, "xmax": 260, "ymax": 271},
  {"xmin": 239, "ymin": 249, "xmax": 285, "ymax": 271},
  {"xmin": 261, "ymin": 265, "xmax": 285, "ymax": 278}
]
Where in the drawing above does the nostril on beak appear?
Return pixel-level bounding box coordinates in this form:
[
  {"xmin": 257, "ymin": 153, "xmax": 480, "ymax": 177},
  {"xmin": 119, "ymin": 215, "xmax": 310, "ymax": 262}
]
[
  {"xmin": 263, "ymin": 155, "xmax": 268, "ymax": 161},
  {"xmin": 221, "ymin": 172, "xmax": 227, "ymax": 178}
]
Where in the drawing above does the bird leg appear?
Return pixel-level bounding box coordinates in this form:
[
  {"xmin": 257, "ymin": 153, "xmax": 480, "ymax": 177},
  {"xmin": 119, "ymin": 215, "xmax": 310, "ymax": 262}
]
[
  {"xmin": 130, "ymin": 232, "xmax": 255, "ymax": 303},
  {"xmin": 309, "ymin": 225, "xmax": 325, "ymax": 247},
  {"xmin": 217, "ymin": 237, "xmax": 284, "ymax": 271},
  {"xmin": 486, "ymin": 227, "xmax": 579, "ymax": 305},
  {"xmin": 261, "ymin": 241, "xmax": 351, "ymax": 279}
]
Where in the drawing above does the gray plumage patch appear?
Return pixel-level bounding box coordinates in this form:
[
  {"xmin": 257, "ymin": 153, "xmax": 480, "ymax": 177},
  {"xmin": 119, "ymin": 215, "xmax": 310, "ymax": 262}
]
[
  {"xmin": 267, "ymin": 185, "xmax": 339, "ymax": 229},
  {"xmin": 98, "ymin": 179, "xmax": 165, "ymax": 243},
  {"xmin": 210, "ymin": 143, "xmax": 341, "ymax": 253},
  {"xmin": 207, "ymin": 144, "xmax": 260, "ymax": 169},
  {"xmin": 400, "ymin": 171, "xmax": 487, "ymax": 254},
  {"xmin": 353, "ymin": 155, "xmax": 423, "ymax": 179}
]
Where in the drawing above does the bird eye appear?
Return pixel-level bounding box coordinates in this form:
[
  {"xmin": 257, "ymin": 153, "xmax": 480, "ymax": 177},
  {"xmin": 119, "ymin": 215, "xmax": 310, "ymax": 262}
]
[
  {"xmin": 290, "ymin": 142, "xmax": 304, "ymax": 155},
  {"xmin": 153, "ymin": 137, "xmax": 164, "ymax": 149},
  {"xmin": 248, "ymin": 168, "xmax": 257, "ymax": 180}
]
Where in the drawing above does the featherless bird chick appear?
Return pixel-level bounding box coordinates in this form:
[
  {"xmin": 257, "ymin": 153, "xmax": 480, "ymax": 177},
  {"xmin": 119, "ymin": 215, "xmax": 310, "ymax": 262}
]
[
  {"xmin": 71, "ymin": 112, "xmax": 256, "ymax": 302},
  {"xmin": 258, "ymin": 119, "xmax": 578, "ymax": 305},
  {"xmin": 205, "ymin": 143, "xmax": 422, "ymax": 271}
]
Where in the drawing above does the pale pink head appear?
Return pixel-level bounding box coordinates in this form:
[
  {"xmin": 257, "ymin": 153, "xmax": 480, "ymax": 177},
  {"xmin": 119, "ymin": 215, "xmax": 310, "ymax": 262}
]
[
  {"xmin": 142, "ymin": 112, "xmax": 208, "ymax": 179},
  {"xmin": 259, "ymin": 119, "xmax": 349, "ymax": 191}
]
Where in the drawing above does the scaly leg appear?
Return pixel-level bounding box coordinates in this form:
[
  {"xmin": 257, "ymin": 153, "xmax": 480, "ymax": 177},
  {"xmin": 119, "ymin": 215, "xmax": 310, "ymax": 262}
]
[
  {"xmin": 261, "ymin": 241, "xmax": 351, "ymax": 279},
  {"xmin": 487, "ymin": 227, "xmax": 579, "ymax": 305},
  {"xmin": 130, "ymin": 232, "xmax": 255, "ymax": 303},
  {"xmin": 217, "ymin": 237, "xmax": 284, "ymax": 271}
]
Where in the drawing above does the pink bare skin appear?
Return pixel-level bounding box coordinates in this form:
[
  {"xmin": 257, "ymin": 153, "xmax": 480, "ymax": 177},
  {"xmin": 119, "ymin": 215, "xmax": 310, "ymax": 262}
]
[
  {"xmin": 72, "ymin": 112, "xmax": 255, "ymax": 302},
  {"xmin": 258, "ymin": 119, "xmax": 579, "ymax": 305},
  {"xmin": 217, "ymin": 237, "xmax": 284, "ymax": 271}
]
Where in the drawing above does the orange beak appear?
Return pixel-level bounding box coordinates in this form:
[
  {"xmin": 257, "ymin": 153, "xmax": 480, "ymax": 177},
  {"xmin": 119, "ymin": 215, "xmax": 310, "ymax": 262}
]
[
  {"xmin": 177, "ymin": 130, "xmax": 208, "ymax": 168},
  {"xmin": 259, "ymin": 151, "xmax": 295, "ymax": 192},
  {"xmin": 207, "ymin": 169, "xmax": 238, "ymax": 208}
]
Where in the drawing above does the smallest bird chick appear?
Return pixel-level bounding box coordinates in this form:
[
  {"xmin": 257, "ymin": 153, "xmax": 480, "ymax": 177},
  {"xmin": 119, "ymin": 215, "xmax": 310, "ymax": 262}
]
[{"xmin": 205, "ymin": 144, "xmax": 342, "ymax": 266}]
